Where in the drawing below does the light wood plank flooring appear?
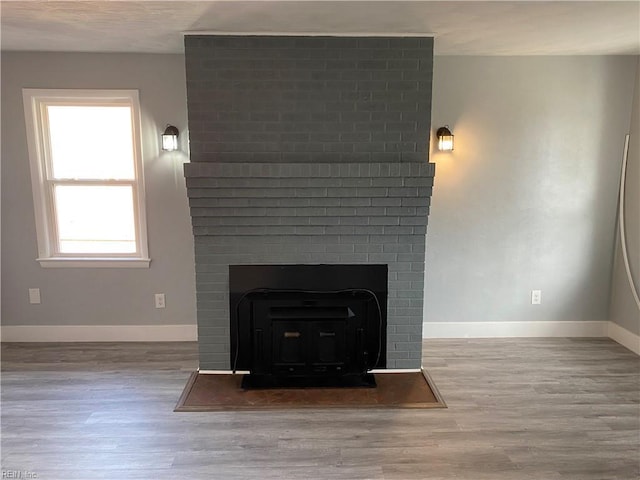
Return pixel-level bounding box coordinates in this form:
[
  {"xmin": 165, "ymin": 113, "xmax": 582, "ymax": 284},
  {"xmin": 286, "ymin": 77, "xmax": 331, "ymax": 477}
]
[{"xmin": 1, "ymin": 338, "xmax": 638, "ymax": 480}]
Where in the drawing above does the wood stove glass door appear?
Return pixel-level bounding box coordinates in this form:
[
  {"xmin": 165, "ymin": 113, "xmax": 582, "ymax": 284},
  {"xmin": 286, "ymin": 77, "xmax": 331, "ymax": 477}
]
[{"xmin": 272, "ymin": 319, "xmax": 347, "ymax": 376}]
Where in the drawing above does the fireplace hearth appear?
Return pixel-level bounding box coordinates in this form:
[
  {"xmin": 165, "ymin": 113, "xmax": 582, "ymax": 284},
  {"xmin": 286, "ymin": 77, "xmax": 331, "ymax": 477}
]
[{"xmin": 229, "ymin": 264, "xmax": 387, "ymax": 388}]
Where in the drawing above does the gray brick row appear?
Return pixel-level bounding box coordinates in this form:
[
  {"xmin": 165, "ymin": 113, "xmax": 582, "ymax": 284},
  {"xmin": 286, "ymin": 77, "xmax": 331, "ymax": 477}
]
[
  {"xmin": 190, "ymin": 206, "xmax": 426, "ymax": 218},
  {"xmin": 184, "ymin": 161, "xmax": 435, "ymax": 178},
  {"xmin": 187, "ymin": 186, "xmax": 432, "ymax": 200},
  {"xmin": 190, "ymin": 225, "xmax": 429, "ymax": 236},
  {"xmin": 186, "ymin": 176, "xmax": 432, "ymax": 189}
]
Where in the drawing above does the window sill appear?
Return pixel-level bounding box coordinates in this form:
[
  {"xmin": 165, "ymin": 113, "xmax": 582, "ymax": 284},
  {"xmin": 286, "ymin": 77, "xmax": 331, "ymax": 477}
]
[{"xmin": 37, "ymin": 257, "xmax": 151, "ymax": 268}]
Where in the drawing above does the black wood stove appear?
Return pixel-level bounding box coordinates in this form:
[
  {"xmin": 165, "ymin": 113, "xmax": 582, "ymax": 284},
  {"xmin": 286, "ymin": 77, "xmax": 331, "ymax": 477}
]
[{"xmin": 229, "ymin": 264, "xmax": 387, "ymax": 388}]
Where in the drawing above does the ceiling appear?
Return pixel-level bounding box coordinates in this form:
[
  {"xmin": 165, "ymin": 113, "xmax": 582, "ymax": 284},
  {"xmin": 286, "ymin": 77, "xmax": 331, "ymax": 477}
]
[{"xmin": 1, "ymin": 1, "xmax": 639, "ymax": 56}]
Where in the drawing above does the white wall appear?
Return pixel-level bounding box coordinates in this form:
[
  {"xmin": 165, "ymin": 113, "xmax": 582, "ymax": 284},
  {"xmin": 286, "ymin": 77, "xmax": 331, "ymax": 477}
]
[
  {"xmin": 425, "ymin": 56, "xmax": 637, "ymax": 336},
  {"xmin": 609, "ymin": 58, "xmax": 640, "ymax": 337},
  {"xmin": 1, "ymin": 53, "xmax": 196, "ymax": 338}
]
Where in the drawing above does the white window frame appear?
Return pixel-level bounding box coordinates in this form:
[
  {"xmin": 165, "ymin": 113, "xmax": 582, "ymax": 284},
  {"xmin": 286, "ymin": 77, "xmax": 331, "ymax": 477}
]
[{"xmin": 22, "ymin": 89, "xmax": 150, "ymax": 268}]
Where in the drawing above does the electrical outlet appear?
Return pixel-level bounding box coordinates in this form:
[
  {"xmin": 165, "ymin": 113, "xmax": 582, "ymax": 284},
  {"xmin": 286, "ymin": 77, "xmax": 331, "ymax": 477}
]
[
  {"xmin": 155, "ymin": 293, "xmax": 166, "ymax": 309},
  {"xmin": 531, "ymin": 290, "xmax": 542, "ymax": 305},
  {"xmin": 28, "ymin": 288, "xmax": 41, "ymax": 304}
]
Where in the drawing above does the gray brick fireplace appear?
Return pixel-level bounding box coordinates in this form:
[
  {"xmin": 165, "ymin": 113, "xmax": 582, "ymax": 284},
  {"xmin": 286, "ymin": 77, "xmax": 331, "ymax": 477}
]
[{"xmin": 183, "ymin": 35, "xmax": 435, "ymax": 370}]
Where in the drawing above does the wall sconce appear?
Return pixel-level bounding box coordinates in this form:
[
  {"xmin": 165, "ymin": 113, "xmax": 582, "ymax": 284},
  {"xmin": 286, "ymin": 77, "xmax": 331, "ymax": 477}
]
[
  {"xmin": 436, "ymin": 125, "xmax": 454, "ymax": 151},
  {"xmin": 161, "ymin": 125, "xmax": 179, "ymax": 151}
]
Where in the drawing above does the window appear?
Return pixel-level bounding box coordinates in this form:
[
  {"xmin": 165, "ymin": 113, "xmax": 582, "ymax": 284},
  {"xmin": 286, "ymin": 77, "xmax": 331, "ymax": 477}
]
[{"xmin": 22, "ymin": 89, "xmax": 150, "ymax": 267}]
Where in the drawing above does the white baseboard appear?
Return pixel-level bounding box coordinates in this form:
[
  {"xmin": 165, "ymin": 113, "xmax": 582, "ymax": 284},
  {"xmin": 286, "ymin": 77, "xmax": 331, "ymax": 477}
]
[
  {"xmin": 607, "ymin": 322, "xmax": 640, "ymax": 355},
  {"xmin": 0, "ymin": 324, "xmax": 198, "ymax": 342},
  {"xmin": 422, "ymin": 321, "xmax": 609, "ymax": 338},
  {"xmin": 2, "ymin": 322, "xmax": 636, "ymax": 356},
  {"xmin": 422, "ymin": 320, "xmax": 639, "ymax": 355}
]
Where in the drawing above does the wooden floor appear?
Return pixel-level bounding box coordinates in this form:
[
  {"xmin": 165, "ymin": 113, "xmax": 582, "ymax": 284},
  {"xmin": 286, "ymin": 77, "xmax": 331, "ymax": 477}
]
[{"xmin": 1, "ymin": 338, "xmax": 638, "ymax": 480}]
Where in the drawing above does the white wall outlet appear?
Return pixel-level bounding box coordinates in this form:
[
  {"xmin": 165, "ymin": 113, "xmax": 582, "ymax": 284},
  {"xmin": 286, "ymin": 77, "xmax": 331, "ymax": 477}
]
[
  {"xmin": 28, "ymin": 288, "xmax": 41, "ymax": 304},
  {"xmin": 531, "ymin": 289, "xmax": 542, "ymax": 305},
  {"xmin": 155, "ymin": 293, "xmax": 166, "ymax": 309}
]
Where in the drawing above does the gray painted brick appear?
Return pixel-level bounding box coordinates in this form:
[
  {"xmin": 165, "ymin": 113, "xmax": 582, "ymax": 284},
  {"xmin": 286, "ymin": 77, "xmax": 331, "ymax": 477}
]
[
  {"xmin": 184, "ymin": 34, "xmax": 433, "ymax": 370},
  {"xmin": 197, "ymin": 342, "xmax": 229, "ymax": 354},
  {"xmin": 388, "ymin": 334, "xmax": 411, "ymax": 343},
  {"xmin": 389, "ymin": 359, "xmax": 417, "ymax": 368},
  {"xmin": 370, "ymin": 198, "xmax": 401, "ymax": 207},
  {"xmin": 355, "ymin": 207, "xmax": 386, "ymax": 216},
  {"xmin": 325, "ymin": 244, "xmax": 355, "ymax": 254},
  {"xmin": 394, "ymin": 342, "xmax": 422, "ymax": 352},
  {"xmin": 339, "ymin": 217, "xmax": 369, "ymax": 226},
  {"xmin": 196, "ymin": 334, "xmax": 230, "ymax": 345},
  {"xmin": 325, "ymin": 226, "xmax": 357, "ymax": 235},
  {"xmin": 398, "ymin": 253, "xmax": 425, "ymax": 263},
  {"xmin": 388, "ymin": 262, "xmax": 412, "ymax": 272},
  {"xmin": 199, "ymin": 354, "xmax": 230, "ymax": 370},
  {"xmin": 401, "ymin": 197, "xmax": 430, "ymax": 207},
  {"xmin": 197, "ymin": 326, "xmax": 228, "ymax": 337},
  {"xmin": 370, "ymin": 235, "xmax": 397, "ymax": 244},
  {"xmin": 185, "ymin": 36, "xmax": 432, "ymax": 164},
  {"xmin": 354, "ymin": 226, "xmax": 384, "ymax": 235},
  {"xmin": 341, "ymin": 178, "xmax": 373, "ymax": 188},
  {"xmin": 386, "ymin": 351, "xmax": 410, "ymax": 360},
  {"xmin": 404, "ymin": 177, "xmax": 435, "ymax": 187},
  {"xmin": 339, "ymin": 198, "xmax": 371, "ymax": 207},
  {"xmin": 295, "ymin": 226, "xmax": 325, "ymax": 235},
  {"xmin": 369, "ymin": 217, "xmax": 399, "ymax": 226},
  {"xmin": 400, "ymin": 216, "xmax": 429, "ymax": 226},
  {"xmin": 326, "ymin": 207, "xmax": 357, "ymax": 216},
  {"xmin": 368, "ymin": 253, "xmax": 398, "ymax": 263},
  {"xmin": 355, "ymin": 187, "xmax": 387, "ymax": 197},
  {"xmin": 383, "ymin": 226, "xmax": 414, "ymax": 235},
  {"xmin": 395, "ymin": 324, "xmax": 423, "ymax": 334},
  {"xmin": 372, "ymin": 177, "xmax": 403, "ymax": 187},
  {"xmin": 309, "ymin": 198, "xmax": 340, "ymax": 207},
  {"xmin": 339, "ymin": 235, "xmax": 369, "ymax": 244},
  {"xmin": 310, "ymin": 216, "xmax": 340, "ymax": 225},
  {"xmin": 383, "ymin": 243, "xmax": 413, "ymax": 254},
  {"xmin": 388, "ymin": 298, "xmax": 412, "ymax": 308},
  {"xmin": 355, "ymin": 244, "xmax": 382, "ymax": 254},
  {"xmin": 396, "ymin": 290, "xmax": 424, "ymax": 299}
]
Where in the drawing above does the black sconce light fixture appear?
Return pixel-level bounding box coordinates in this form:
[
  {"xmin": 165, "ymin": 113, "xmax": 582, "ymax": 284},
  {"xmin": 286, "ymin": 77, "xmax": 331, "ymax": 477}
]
[
  {"xmin": 161, "ymin": 124, "xmax": 179, "ymax": 151},
  {"xmin": 436, "ymin": 125, "xmax": 454, "ymax": 151}
]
